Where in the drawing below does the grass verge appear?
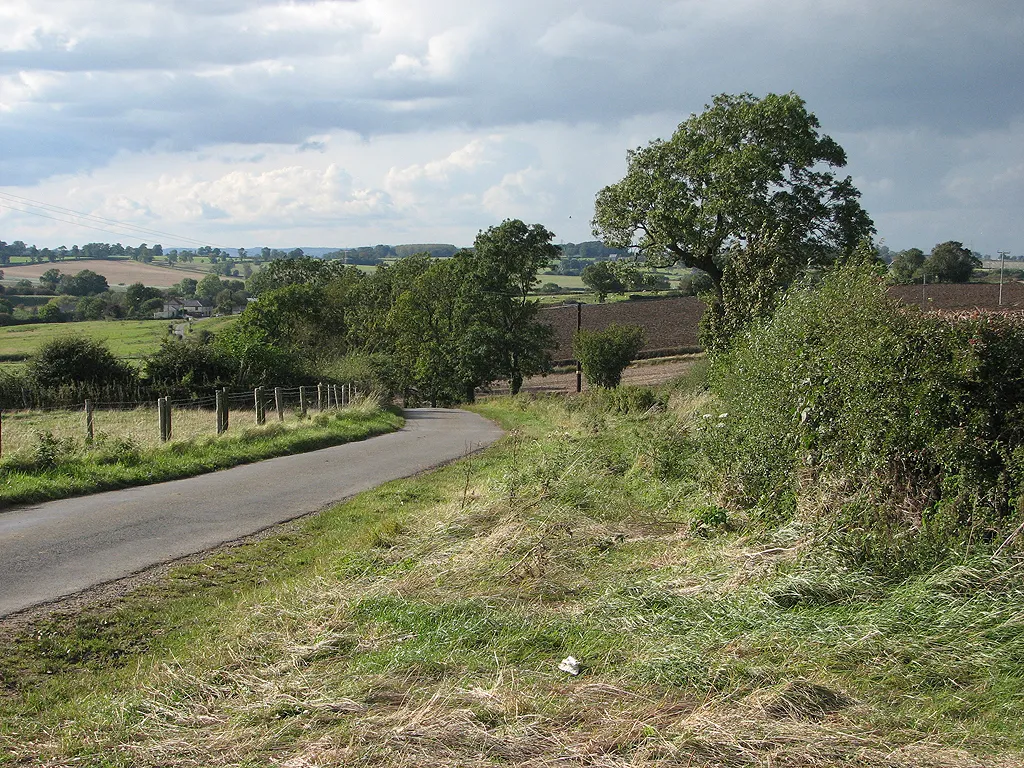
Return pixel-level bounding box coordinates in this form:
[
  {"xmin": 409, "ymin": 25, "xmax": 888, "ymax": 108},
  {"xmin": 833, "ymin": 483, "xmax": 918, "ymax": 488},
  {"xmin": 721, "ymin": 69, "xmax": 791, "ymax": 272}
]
[
  {"xmin": 0, "ymin": 387, "xmax": 1021, "ymax": 766},
  {"xmin": 0, "ymin": 400, "xmax": 403, "ymax": 510}
]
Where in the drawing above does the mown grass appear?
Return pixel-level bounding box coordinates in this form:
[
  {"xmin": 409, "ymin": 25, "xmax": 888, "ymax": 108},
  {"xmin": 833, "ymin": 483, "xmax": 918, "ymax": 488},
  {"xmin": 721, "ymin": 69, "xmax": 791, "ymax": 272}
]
[
  {"xmin": 0, "ymin": 315, "xmax": 236, "ymax": 367},
  {"xmin": 0, "ymin": 384, "xmax": 1021, "ymax": 766},
  {"xmin": 0, "ymin": 400, "xmax": 403, "ymax": 510}
]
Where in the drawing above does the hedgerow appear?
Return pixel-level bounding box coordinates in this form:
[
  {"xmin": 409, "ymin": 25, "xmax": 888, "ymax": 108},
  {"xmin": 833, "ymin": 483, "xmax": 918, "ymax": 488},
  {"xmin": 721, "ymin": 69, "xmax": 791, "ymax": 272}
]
[{"xmin": 700, "ymin": 267, "xmax": 1024, "ymax": 573}]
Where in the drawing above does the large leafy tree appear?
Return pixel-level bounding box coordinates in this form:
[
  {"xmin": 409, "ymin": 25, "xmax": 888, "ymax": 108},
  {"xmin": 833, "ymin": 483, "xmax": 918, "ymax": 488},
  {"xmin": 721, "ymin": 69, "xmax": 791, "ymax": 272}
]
[
  {"xmin": 924, "ymin": 241, "xmax": 980, "ymax": 283},
  {"xmin": 459, "ymin": 220, "xmax": 560, "ymax": 394},
  {"xmin": 386, "ymin": 258, "xmax": 481, "ymax": 406},
  {"xmin": 592, "ymin": 92, "xmax": 874, "ymax": 347}
]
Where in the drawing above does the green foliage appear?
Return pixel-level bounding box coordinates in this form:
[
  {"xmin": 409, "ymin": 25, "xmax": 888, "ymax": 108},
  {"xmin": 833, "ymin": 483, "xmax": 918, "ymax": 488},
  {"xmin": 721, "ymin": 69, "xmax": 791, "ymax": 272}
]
[
  {"xmin": 889, "ymin": 247, "xmax": 925, "ymax": 283},
  {"xmin": 245, "ymin": 256, "xmax": 358, "ymax": 296},
  {"xmin": 676, "ymin": 269, "xmax": 715, "ymax": 296},
  {"xmin": 59, "ymin": 269, "xmax": 109, "ymax": 296},
  {"xmin": 385, "ymin": 258, "xmax": 478, "ymax": 406},
  {"xmin": 32, "ymin": 431, "xmax": 79, "ymax": 470},
  {"xmin": 580, "ymin": 261, "xmax": 624, "ymax": 302},
  {"xmin": 144, "ymin": 336, "xmax": 236, "ymax": 394},
  {"xmin": 460, "ymin": 219, "xmax": 560, "ymax": 394},
  {"xmin": 593, "ymin": 91, "xmax": 874, "ymax": 346},
  {"xmin": 701, "ymin": 267, "xmax": 1024, "ymax": 571},
  {"xmin": 924, "ymin": 240, "xmax": 981, "ymax": 283},
  {"xmin": 125, "ymin": 282, "xmax": 163, "ymax": 316},
  {"xmin": 196, "ymin": 273, "xmax": 224, "ymax": 300},
  {"xmin": 574, "ymin": 323, "xmax": 646, "ymax": 388},
  {"xmin": 27, "ymin": 335, "xmax": 134, "ymax": 389},
  {"xmin": 213, "ymin": 320, "xmax": 307, "ymax": 387}
]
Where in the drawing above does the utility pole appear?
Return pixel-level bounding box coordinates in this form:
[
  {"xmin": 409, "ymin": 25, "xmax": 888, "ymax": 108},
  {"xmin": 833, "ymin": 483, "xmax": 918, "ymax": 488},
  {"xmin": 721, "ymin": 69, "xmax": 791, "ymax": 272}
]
[
  {"xmin": 576, "ymin": 301, "xmax": 583, "ymax": 393},
  {"xmin": 998, "ymin": 250, "xmax": 1009, "ymax": 306}
]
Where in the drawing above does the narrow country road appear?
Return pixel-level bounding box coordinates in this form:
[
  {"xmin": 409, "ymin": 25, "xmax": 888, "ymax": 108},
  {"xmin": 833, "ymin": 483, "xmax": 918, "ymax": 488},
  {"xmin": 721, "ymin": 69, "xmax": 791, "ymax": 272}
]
[{"xmin": 0, "ymin": 409, "xmax": 504, "ymax": 617}]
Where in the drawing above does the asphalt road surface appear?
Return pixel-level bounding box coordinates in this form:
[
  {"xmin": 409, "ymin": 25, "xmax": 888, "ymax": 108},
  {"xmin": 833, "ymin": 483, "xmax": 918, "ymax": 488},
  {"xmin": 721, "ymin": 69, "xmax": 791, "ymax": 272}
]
[{"xmin": 0, "ymin": 409, "xmax": 504, "ymax": 617}]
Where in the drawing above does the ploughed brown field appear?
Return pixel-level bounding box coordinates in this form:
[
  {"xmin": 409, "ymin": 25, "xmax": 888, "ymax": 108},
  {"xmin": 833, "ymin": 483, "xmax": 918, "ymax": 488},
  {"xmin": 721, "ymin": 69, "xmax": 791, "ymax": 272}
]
[
  {"xmin": 888, "ymin": 281, "xmax": 1024, "ymax": 310},
  {"xmin": 540, "ymin": 296, "xmax": 705, "ymax": 364},
  {"xmin": 541, "ymin": 282, "xmax": 1024, "ymax": 365}
]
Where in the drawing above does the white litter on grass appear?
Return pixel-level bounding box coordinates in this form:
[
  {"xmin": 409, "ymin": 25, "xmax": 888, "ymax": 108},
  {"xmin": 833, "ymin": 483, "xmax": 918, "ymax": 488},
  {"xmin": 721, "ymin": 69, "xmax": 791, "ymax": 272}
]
[{"xmin": 559, "ymin": 656, "xmax": 582, "ymax": 676}]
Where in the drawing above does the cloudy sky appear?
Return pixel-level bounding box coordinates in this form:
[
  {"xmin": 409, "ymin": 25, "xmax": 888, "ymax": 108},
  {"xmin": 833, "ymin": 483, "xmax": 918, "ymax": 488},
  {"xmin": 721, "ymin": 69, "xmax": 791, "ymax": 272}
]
[{"xmin": 1, "ymin": 0, "xmax": 1022, "ymax": 254}]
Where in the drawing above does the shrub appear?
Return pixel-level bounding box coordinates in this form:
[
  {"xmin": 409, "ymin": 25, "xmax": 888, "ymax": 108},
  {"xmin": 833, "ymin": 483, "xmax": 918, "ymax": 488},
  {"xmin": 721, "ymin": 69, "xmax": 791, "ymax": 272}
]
[
  {"xmin": 701, "ymin": 266, "xmax": 1024, "ymax": 571},
  {"xmin": 27, "ymin": 336, "xmax": 135, "ymax": 389},
  {"xmin": 574, "ymin": 324, "xmax": 645, "ymax": 388},
  {"xmin": 32, "ymin": 431, "xmax": 79, "ymax": 470},
  {"xmin": 145, "ymin": 337, "xmax": 235, "ymax": 395}
]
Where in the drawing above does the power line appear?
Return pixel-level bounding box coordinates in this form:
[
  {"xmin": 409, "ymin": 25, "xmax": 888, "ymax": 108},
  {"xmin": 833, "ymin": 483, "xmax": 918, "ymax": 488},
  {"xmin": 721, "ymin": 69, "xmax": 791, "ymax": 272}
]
[
  {"xmin": 0, "ymin": 201, "xmax": 185, "ymax": 245},
  {"xmin": 0, "ymin": 190, "xmax": 231, "ymax": 250}
]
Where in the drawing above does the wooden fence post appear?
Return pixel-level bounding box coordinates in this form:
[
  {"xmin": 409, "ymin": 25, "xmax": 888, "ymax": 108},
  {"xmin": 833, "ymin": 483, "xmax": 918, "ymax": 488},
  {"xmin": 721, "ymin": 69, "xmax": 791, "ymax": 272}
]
[
  {"xmin": 84, "ymin": 399, "xmax": 94, "ymax": 443},
  {"xmin": 299, "ymin": 386, "xmax": 307, "ymax": 417},
  {"xmin": 158, "ymin": 398, "xmax": 171, "ymax": 442},
  {"xmin": 318, "ymin": 383, "xmax": 324, "ymax": 412},
  {"xmin": 216, "ymin": 389, "xmax": 226, "ymax": 434},
  {"xmin": 255, "ymin": 387, "xmax": 266, "ymax": 425},
  {"xmin": 275, "ymin": 386, "xmax": 284, "ymax": 421}
]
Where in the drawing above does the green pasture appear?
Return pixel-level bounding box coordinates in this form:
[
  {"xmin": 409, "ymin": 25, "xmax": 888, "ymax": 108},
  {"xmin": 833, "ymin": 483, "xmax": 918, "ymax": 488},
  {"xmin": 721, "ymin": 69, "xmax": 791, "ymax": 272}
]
[{"xmin": 0, "ymin": 315, "xmax": 237, "ymax": 365}]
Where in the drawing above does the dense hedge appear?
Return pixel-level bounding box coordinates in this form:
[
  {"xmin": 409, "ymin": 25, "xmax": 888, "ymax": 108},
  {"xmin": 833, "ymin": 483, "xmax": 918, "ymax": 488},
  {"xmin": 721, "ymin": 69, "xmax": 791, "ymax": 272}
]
[{"xmin": 701, "ymin": 267, "xmax": 1024, "ymax": 573}]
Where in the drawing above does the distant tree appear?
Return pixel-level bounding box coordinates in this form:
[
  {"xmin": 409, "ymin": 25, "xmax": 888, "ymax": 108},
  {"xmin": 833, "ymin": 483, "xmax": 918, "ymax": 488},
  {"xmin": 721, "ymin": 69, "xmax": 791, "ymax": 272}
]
[
  {"xmin": 678, "ymin": 269, "xmax": 715, "ymax": 296},
  {"xmin": 196, "ymin": 273, "xmax": 224, "ymax": 300},
  {"xmin": 924, "ymin": 241, "xmax": 981, "ymax": 283},
  {"xmin": 60, "ymin": 269, "xmax": 109, "ymax": 296},
  {"xmin": 890, "ymin": 248, "xmax": 926, "ymax": 284},
  {"xmin": 75, "ymin": 296, "xmax": 107, "ymax": 321},
  {"xmin": 175, "ymin": 278, "xmax": 198, "ymax": 298},
  {"xmin": 37, "ymin": 300, "xmax": 65, "ymax": 323},
  {"xmin": 126, "ymin": 282, "xmax": 164, "ymax": 315},
  {"xmin": 574, "ymin": 324, "xmax": 645, "ymax": 388},
  {"xmin": 581, "ymin": 261, "xmax": 625, "ymax": 302},
  {"xmin": 39, "ymin": 268, "xmax": 62, "ymax": 290},
  {"xmin": 386, "ymin": 258, "xmax": 480, "ymax": 405},
  {"xmin": 458, "ymin": 219, "xmax": 560, "ymax": 394}
]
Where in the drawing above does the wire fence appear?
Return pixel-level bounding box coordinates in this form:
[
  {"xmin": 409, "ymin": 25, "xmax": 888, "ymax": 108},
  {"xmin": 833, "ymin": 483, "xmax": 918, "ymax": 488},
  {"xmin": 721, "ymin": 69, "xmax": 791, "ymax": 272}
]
[{"xmin": 0, "ymin": 383, "xmax": 358, "ymax": 459}]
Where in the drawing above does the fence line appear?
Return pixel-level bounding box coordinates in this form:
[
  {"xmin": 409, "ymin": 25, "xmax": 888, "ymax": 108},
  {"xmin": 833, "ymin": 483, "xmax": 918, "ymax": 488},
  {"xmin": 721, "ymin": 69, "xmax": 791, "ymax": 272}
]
[{"xmin": 0, "ymin": 382, "xmax": 360, "ymax": 459}]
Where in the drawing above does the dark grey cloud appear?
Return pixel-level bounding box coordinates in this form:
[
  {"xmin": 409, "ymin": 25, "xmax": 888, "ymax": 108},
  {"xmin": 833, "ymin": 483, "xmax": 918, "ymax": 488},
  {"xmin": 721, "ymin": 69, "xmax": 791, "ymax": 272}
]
[
  {"xmin": 3, "ymin": 0, "xmax": 1020, "ymax": 184},
  {"xmin": 1, "ymin": 0, "xmax": 1021, "ymax": 252}
]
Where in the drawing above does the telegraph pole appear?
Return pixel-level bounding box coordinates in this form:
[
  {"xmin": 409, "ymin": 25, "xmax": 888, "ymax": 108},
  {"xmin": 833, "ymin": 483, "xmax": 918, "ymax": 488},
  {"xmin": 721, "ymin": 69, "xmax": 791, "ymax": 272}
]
[{"xmin": 998, "ymin": 251, "xmax": 1009, "ymax": 306}]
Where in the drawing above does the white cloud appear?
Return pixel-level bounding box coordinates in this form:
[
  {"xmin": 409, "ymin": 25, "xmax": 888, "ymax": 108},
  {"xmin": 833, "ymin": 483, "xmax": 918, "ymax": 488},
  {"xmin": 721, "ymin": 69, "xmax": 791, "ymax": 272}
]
[{"xmin": 0, "ymin": 0, "xmax": 1021, "ymax": 251}]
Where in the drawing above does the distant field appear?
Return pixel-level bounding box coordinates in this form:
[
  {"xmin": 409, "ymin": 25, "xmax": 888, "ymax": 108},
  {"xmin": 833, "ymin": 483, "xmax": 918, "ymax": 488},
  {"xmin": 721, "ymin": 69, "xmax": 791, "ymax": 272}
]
[
  {"xmin": 0, "ymin": 315, "xmax": 237, "ymax": 365},
  {"xmin": 1, "ymin": 259, "xmax": 207, "ymax": 288}
]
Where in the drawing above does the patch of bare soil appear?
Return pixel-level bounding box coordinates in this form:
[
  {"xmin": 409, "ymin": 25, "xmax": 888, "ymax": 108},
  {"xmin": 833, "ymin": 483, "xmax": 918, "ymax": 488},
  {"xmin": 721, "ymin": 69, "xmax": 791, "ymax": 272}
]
[{"xmin": 488, "ymin": 355, "xmax": 701, "ymax": 395}]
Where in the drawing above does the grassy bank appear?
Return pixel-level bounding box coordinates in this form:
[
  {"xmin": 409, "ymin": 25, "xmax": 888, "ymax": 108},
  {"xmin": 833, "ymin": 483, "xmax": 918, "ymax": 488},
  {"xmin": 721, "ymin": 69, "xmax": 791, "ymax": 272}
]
[
  {"xmin": 0, "ymin": 384, "xmax": 1020, "ymax": 766},
  {"xmin": 0, "ymin": 401, "xmax": 403, "ymax": 509}
]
